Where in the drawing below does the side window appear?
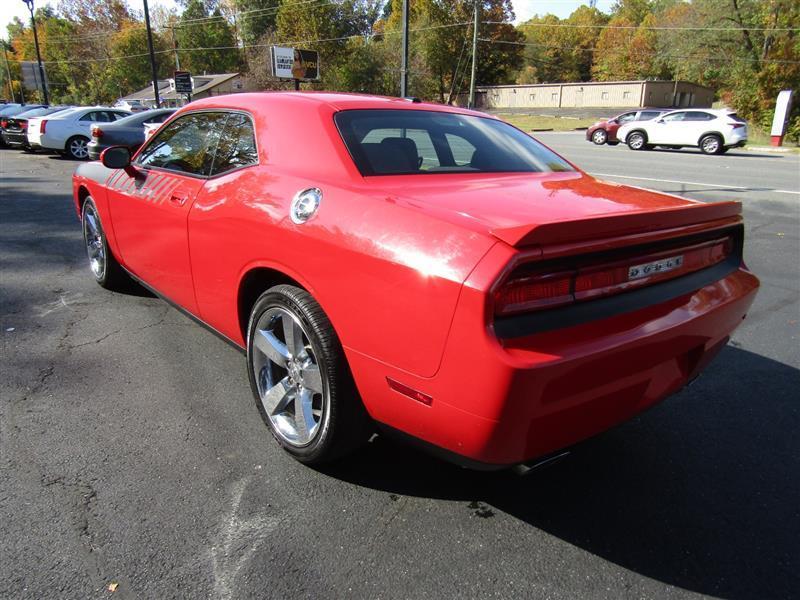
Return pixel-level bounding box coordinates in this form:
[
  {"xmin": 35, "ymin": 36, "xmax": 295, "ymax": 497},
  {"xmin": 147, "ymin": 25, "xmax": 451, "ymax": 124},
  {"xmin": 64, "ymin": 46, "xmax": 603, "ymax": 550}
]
[
  {"xmin": 617, "ymin": 112, "xmax": 637, "ymax": 123},
  {"xmin": 79, "ymin": 111, "xmax": 101, "ymax": 122},
  {"xmin": 136, "ymin": 112, "xmax": 227, "ymax": 176},
  {"xmin": 639, "ymin": 111, "xmax": 661, "ymax": 120},
  {"xmin": 663, "ymin": 112, "xmax": 687, "ymax": 122},
  {"xmin": 149, "ymin": 112, "xmax": 172, "ymax": 124},
  {"xmin": 111, "ymin": 111, "xmax": 129, "ymax": 121},
  {"xmin": 684, "ymin": 112, "xmax": 715, "ymax": 121},
  {"xmin": 445, "ymin": 133, "xmax": 475, "ymax": 166},
  {"xmin": 210, "ymin": 113, "xmax": 258, "ymax": 176}
]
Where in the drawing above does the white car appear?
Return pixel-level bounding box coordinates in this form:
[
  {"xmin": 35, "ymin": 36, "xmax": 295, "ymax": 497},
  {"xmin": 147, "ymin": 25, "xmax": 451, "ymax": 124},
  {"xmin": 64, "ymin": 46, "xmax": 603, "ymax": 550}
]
[
  {"xmin": 114, "ymin": 100, "xmax": 148, "ymax": 113},
  {"xmin": 617, "ymin": 108, "xmax": 748, "ymax": 155},
  {"xmin": 27, "ymin": 106, "xmax": 132, "ymax": 159}
]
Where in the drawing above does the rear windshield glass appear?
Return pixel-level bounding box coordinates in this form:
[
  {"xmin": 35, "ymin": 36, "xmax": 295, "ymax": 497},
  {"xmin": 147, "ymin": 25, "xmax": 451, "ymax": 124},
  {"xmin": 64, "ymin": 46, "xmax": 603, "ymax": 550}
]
[{"xmin": 335, "ymin": 109, "xmax": 574, "ymax": 176}]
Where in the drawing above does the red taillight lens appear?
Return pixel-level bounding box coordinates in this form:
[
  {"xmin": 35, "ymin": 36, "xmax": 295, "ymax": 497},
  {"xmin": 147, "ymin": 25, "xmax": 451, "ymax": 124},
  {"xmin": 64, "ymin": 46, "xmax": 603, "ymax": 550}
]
[
  {"xmin": 731, "ymin": 123, "xmax": 745, "ymax": 129},
  {"xmin": 495, "ymin": 236, "xmax": 734, "ymax": 316},
  {"xmin": 92, "ymin": 126, "xmax": 103, "ymax": 138},
  {"xmin": 0, "ymin": 119, "xmax": 7, "ymax": 128},
  {"xmin": 20, "ymin": 121, "xmax": 27, "ymax": 130},
  {"xmin": 40, "ymin": 119, "xmax": 47, "ymax": 134}
]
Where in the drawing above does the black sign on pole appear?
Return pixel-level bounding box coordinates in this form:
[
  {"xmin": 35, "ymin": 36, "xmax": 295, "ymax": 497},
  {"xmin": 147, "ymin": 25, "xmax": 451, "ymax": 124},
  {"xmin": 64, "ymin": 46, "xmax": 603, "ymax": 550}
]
[{"xmin": 174, "ymin": 70, "xmax": 193, "ymax": 103}]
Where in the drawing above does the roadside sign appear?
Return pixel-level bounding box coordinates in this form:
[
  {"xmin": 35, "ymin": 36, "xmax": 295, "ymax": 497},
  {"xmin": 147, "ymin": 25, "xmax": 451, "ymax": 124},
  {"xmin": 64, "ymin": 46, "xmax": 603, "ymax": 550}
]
[
  {"xmin": 770, "ymin": 90, "xmax": 794, "ymax": 146},
  {"xmin": 21, "ymin": 61, "xmax": 47, "ymax": 92},
  {"xmin": 174, "ymin": 71, "xmax": 193, "ymax": 94},
  {"xmin": 271, "ymin": 46, "xmax": 320, "ymax": 81}
]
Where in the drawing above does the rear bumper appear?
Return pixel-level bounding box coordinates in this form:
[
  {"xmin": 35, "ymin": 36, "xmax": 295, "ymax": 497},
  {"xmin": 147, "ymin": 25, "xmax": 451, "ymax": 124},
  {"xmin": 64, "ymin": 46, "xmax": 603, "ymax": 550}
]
[
  {"xmin": 2, "ymin": 131, "xmax": 29, "ymax": 147},
  {"xmin": 348, "ymin": 266, "xmax": 759, "ymax": 467}
]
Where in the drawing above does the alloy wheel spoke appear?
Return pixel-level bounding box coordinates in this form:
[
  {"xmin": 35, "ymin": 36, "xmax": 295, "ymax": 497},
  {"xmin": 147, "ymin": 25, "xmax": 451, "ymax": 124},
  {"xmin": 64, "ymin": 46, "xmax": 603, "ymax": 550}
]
[
  {"xmin": 254, "ymin": 329, "xmax": 289, "ymax": 367},
  {"xmin": 261, "ymin": 376, "xmax": 294, "ymax": 416},
  {"xmin": 300, "ymin": 362, "xmax": 323, "ymax": 394},
  {"xmin": 282, "ymin": 315, "xmax": 304, "ymax": 358},
  {"xmin": 293, "ymin": 387, "xmax": 316, "ymax": 442}
]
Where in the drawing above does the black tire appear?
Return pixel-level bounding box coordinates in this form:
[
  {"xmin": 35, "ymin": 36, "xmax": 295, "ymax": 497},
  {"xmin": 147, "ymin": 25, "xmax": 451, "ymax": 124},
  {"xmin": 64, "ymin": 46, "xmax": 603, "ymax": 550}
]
[
  {"xmin": 699, "ymin": 134, "xmax": 724, "ymax": 155},
  {"xmin": 65, "ymin": 135, "xmax": 90, "ymax": 160},
  {"xmin": 247, "ymin": 285, "xmax": 370, "ymax": 465},
  {"xmin": 591, "ymin": 129, "xmax": 607, "ymax": 145},
  {"xmin": 626, "ymin": 130, "xmax": 648, "ymax": 151},
  {"xmin": 81, "ymin": 197, "xmax": 128, "ymax": 290}
]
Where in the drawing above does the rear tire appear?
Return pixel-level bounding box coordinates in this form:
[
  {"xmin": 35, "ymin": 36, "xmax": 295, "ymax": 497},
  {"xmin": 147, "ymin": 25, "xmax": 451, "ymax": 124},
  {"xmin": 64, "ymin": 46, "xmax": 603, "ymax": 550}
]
[
  {"xmin": 626, "ymin": 131, "xmax": 648, "ymax": 151},
  {"xmin": 81, "ymin": 197, "xmax": 128, "ymax": 290},
  {"xmin": 247, "ymin": 285, "xmax": 370, "ymax": 465},
  {"xmin": 66, "ymin": 135, "xmax": 90, "ymax": 160},
  {"xmin": 699, "ymin": 134, "xmax": 724, "ymax": 155}
]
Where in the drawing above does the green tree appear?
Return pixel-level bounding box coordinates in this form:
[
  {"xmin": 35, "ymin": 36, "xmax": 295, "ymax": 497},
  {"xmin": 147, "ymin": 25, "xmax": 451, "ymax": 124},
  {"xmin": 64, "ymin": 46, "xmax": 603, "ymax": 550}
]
[{"xmin": 176, "ymin": 0, "xmax": 241, "ymax": 74}]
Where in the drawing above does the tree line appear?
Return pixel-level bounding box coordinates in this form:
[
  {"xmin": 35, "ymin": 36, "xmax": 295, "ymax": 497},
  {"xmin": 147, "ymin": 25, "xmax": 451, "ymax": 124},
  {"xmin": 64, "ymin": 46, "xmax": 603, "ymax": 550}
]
[{"xmin": 2, "ymin": 0, "xmax": 798, "ymax": 138}]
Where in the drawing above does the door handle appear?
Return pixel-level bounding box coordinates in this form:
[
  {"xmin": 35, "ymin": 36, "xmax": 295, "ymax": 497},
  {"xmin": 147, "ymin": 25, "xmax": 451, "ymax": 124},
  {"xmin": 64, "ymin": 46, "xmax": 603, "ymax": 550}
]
[{"xmin": 169, "ymin": 194, "xmax": 188, "ymax": 206}]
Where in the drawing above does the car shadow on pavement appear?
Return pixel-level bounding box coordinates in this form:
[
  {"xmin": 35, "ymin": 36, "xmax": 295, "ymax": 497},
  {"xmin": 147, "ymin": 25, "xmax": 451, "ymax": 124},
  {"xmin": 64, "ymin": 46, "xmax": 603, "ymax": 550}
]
[
  {"xmin": 647, "ymin": 147, "xmax": 789, "ymax": 159},
  {"xmin": 325, "ymin": 347, "xmax": 800, "ymax": 600}
]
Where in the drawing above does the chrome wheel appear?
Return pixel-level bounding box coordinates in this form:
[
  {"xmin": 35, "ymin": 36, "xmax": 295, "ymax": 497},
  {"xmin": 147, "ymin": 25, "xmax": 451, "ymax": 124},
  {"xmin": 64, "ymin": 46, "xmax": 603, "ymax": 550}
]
[
  {"xmin": 592, "ymin": 130, "xmax": 607, "ymax": 145},
  {"xmin": 701, "ymin": 135, "xmax": 721, "ymax": 154},
  {"xmin": 628, "ymin": 132, "xmax": 645, "ymax": 150},
  {"xmin": 69, "ymin": 137, "xmax": 89, "ymax": 159},
  {"xmin": 83, "ymin": 203, "xmax": 105, "ymax": 279},
  {"xmin": 251, "ymin": 307, "xmax": 326, "ymax": 446}
]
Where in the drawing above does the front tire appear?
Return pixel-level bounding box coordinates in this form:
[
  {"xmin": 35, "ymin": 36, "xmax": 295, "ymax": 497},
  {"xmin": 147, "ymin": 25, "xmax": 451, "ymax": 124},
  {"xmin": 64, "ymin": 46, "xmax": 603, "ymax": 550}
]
[
  {"xmin": 66, "ymin": 135, "xmax": 90, "ymax": 160},
  {"xmin": 591, "ymin": 129, "xmax": 607, "ymax": 145},
  {"xmin": 81, "ymin": 197, "xmax": 127, "ymax": 290},
  {"xmin": 626, "ymin": 131, "xmax": 648, "ymax": 151},
  {"xmin": 247, "ymin": 285, "xmax": 369, "ymax": 465},
  {"xmin": 700, "ymin": 134, "xmax": 723, "ymax": 155}
]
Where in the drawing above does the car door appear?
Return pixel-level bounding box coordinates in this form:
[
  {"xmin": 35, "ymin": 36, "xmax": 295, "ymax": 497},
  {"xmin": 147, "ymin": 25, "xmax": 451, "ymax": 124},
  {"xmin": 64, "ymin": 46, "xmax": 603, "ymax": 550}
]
[
  {"xmin": 682, "ymin": 111, "xmax": 716, "ymax": 144},
  {"xmin": 108, "ymin": 111, "xmax": 227, "ymax": 314},
  {"xmin": 649, "ymin": 111, "xmax": 688, "ymax": 144}
]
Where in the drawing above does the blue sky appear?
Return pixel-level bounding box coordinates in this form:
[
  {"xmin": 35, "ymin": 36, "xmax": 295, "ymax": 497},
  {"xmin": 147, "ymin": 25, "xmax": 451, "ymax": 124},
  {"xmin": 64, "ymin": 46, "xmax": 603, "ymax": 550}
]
[{"xmin": 2, "ymin": 1, "xmax": 616, "ymax": 40}]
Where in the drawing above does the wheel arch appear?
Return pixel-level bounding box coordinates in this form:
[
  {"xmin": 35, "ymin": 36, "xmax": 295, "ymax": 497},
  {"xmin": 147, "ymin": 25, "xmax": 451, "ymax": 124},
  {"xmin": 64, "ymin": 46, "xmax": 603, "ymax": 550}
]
[
  {"xmin": 697, "ymin": 131, "xmax": 723, "ymax": 145},
  {"xmin": 626, "ymin": 128, "xmax": 648, "ymax": 143}
]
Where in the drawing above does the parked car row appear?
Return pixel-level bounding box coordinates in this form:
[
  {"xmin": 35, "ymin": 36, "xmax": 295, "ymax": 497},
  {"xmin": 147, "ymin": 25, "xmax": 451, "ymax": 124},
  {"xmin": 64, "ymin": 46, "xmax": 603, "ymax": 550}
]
[
  {"xmin": 0, "ymin": 103, "xmax": 175, "ymax": 160},
  {"xmin": 586, "ymin": 108, "xmax": 748, "ymax": 154}
]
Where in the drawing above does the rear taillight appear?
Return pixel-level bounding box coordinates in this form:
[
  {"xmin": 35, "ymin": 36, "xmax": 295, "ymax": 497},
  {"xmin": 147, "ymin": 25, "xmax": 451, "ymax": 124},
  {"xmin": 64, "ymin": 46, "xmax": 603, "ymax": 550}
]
[
  {"xmin": 92, "ymin": 126, "xmax": 103, "ymax": 138},
  {"xmin": 731, "ymin": 123, "xmax": 745, "ymax": 129},
  {"xmin": 494, "ymin": 235, "xmax": 734, "ymax": 316},
  {"xmin": 40, "ymin": 119, "xmax": 47, "ymax": 134},
  {"xmin": 0, "ymin": 119, "xmax": 7, "ymax": 128},
  {"xmin": 20, "ymin": 121, "xmax": 27, "ymax": 130}
]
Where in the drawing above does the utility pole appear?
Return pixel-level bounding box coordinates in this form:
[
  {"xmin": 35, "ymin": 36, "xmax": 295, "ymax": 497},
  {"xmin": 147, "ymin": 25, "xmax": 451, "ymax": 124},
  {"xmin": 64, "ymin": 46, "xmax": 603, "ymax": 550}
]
[
  {"xmin": 2, "ymin": 42, "xmax": 15, "ymax": 103},
  {"xmin": 400, "ymin": 0, "xmax": 409, "ymax": 97},
  {"xmin": 169, "ymin": 25, "xmax": 181, "ymax": 70},
  {"xmin": 468, "ymin": 0, "xmax": 479, "ymax": 108},
  {"xmin": 143, "ymin": 0, "xmax": 161, "ymax": 108},
  {"xmin": 22, "ymin": 0, "xmax": 49, "ymax": 105}
]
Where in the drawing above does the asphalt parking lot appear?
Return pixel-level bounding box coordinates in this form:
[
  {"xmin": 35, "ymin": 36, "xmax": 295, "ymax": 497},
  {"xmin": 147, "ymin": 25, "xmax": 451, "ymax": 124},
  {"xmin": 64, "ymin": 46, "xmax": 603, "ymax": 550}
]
[{"xmin": 1, "ymin": 141, "xmax": 798, "ymax": 599}]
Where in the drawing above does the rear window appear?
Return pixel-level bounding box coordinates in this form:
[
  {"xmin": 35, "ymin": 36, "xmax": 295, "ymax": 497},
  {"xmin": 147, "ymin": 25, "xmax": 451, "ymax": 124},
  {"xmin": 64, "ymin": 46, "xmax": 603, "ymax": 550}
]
[
  {"xmin": 728, "ymin": 113, "xmax": 746, "ymax": 123},
  {"xmin": 335, "ymin": 109, "xmax": 574, "ymax": 176}
]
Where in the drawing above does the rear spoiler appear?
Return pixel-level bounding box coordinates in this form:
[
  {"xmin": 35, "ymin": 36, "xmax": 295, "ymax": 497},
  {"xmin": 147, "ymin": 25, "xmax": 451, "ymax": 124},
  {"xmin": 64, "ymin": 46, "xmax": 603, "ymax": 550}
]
[{"xmin": 490, "ymin": 201, "xmax": 742, "ymax": 248}]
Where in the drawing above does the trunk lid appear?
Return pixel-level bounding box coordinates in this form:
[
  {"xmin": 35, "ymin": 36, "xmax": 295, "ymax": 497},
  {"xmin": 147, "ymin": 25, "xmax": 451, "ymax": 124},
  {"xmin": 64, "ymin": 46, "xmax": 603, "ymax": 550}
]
[{"xmin": 369, "ymin": 171, "xmax": 740, "ymax": 247}]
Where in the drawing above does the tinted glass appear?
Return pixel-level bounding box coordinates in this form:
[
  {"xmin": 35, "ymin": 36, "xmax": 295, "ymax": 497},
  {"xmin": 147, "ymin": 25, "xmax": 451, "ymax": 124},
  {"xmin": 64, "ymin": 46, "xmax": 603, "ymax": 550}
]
[
  {"xmin": 210, "ymin": 113, "xmax": 258, "ymax": 175},
  {"xmin": 617, "ymin": 112, "xmax": 637, "ymax": 123},
  {"xmin": 335, "ymin": 110, "xmax": 574, "ymax": 176},
  {"xmin": 663, "ymin": 112, "xmax": 688, "ymax": 122},
  {"xmin": 728, "ymin": 113, "xmax": 746, "ymax": 123},
  {"xmin": 639, "ymin": 111, "xmax": 662, "ymax": 120},
  {"xmin": 684, "ymin": 112, "xmax": 715, "ymax": 121},
  {"xmin": 136, "ymin": 112, "xmax": 227, "ymax": 176}
]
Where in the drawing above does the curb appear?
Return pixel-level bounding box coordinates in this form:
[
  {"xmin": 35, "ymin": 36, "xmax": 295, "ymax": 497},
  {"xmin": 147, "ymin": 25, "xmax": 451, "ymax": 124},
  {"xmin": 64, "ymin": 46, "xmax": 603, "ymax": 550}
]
[
  {"xmin": 530, "ymin": 128, "xmax": 554, "ymax": 132},
  {"xmin": 744, "ymin": 145, "xmax": 799, "ymax": 154}
]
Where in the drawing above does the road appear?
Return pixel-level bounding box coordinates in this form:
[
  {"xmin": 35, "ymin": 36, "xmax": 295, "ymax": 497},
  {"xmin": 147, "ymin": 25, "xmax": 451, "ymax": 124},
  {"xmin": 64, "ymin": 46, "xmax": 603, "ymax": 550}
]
[{"xmin": 1, "ymin": 143, "xmax": 798, "ymax": 600}]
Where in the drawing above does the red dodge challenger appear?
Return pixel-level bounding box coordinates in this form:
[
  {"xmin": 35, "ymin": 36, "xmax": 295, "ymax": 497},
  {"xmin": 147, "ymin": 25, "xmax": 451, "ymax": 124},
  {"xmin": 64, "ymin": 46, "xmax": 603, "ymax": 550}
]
[{"xmin": 72, "ymin": 92, "xmax": 759, "ymax": 469}]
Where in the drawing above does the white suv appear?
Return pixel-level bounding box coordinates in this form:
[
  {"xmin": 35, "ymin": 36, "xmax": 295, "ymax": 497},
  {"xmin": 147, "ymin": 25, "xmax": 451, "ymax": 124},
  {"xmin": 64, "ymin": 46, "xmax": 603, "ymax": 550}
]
[
  {"xmin": 27, "ymin": 106, "xmax": 131, "ymax": 159},
  {"xmin": 618, "ymin": 109, "xmax": 748, "ymax": 155}
]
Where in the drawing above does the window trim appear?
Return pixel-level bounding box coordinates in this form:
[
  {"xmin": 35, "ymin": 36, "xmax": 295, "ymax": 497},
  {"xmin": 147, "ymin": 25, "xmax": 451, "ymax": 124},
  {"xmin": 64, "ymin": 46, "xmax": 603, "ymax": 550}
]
[{"xmin": 133, "ymin": 108, "xmax": 260, "ymax": 180}]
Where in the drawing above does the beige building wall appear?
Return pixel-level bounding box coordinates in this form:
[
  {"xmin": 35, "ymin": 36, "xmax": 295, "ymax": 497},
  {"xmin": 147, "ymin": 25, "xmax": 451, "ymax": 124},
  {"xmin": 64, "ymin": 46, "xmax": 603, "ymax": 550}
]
[{"xmin": 470, "ymin": 81, "xmax": 714, "ymax": 110}]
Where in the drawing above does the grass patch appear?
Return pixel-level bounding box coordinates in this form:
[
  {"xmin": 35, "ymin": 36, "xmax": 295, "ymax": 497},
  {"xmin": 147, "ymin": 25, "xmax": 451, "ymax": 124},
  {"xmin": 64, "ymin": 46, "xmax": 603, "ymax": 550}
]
[{"xmin": 499, "ymin": 114, "xmax": 600, "ymax": 132}]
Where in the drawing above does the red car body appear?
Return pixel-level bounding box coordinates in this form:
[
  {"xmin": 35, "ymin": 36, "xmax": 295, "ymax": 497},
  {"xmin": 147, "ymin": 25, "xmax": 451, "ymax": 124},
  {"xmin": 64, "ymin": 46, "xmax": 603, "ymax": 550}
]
[{"xmin": 72, "ymin": 92, "xmax": 759, "ymax": 468}]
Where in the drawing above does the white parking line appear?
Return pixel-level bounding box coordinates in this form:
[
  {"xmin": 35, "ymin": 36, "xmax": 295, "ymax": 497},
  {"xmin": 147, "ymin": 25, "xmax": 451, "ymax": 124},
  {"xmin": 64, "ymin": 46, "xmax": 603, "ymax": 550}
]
[{"xmin": 589, "ymin": 172, "xmax": 800, "ymax": 195}]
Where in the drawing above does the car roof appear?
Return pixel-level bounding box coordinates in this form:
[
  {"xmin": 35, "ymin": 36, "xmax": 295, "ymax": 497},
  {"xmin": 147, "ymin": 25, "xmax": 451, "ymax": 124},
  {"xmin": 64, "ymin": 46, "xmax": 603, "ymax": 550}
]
[{"xmin": 182, "ymin": 91, "xmax": 491, "ymax": 119}]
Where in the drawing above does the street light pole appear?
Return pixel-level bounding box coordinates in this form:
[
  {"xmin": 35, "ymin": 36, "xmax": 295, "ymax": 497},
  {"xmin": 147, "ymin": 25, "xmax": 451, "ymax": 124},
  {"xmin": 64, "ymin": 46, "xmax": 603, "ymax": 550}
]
[
  {"xmin": 142, "ymin": 0, "xmax": 161, "ymax": 108},
  {"xmin": 2, "ymin": 42, "xmax": 16, "ymax": 103},
  {"xmin": 400, "ymin": 0, "xmax": 409, "ymax": 97},
  {"xmin": 468, "ymin": 0, "xmax": 479, "ymax": 109},
  {"xmin": 22, "ymin": 0, "xmax": 49, "ymax": 105}
]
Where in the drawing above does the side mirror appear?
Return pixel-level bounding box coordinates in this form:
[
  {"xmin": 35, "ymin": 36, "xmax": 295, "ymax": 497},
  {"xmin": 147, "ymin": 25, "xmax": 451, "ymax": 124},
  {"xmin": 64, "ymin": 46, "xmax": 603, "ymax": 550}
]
[
  {"xmin": 656, "ymin": 119, "xmax": 665, "ymax": 124},
  {"xmin": 100, "ymin": 146, "xmax": 131, "ymax": 169}
]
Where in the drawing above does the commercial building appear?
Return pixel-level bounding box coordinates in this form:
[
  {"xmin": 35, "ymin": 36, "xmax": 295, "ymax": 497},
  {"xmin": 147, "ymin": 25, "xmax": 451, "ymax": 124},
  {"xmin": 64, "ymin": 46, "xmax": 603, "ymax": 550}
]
[
  {"xmin": 119, "ymin": 73, "xmax": 251, "ymax": 108},
  {"xmin": 466, "ymin": 80, "xmax": 714, "ymax": 110}
]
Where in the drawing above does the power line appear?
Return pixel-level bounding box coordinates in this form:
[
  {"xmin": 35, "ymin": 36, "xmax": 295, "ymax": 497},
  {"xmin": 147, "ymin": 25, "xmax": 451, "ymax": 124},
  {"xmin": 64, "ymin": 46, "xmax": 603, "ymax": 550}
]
[{"xmin": 515, "ymin": 21, "xmax": 800, "ymax": 32}]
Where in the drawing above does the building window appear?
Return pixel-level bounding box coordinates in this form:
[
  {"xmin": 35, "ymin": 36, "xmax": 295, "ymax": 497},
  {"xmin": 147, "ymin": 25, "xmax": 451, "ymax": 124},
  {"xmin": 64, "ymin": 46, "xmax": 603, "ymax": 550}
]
[
  {"xmin": 601, "ymin": 91, "xmax": 609, "ymax": 100},
  {"xmin": 623, "ymin": 91, "xmax": 631, "ymax": 99},
  {"xmin": 529, "ymin": 93, "xmax": 535, "ymax": 101},
  {"xmin": 551, "ymin": 92, "xmax": 558, "ymax": 101}
]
